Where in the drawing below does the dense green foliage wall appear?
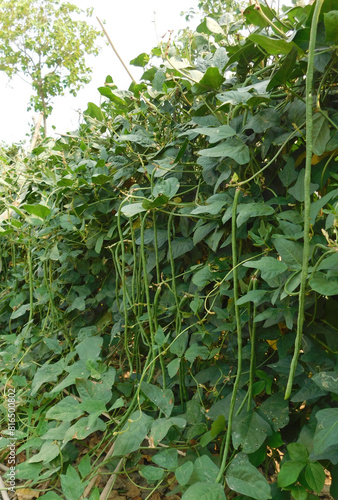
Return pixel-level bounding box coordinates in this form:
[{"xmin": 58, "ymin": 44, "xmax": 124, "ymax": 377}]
[{"xmin": 1, "ymin": 1, "xmax": 338, "ymax": 499}]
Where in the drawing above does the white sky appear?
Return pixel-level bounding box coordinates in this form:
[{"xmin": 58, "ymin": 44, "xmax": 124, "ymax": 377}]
[{"xmin": 0, "ymin": 0, "xmax": 199, "ymax": 146}]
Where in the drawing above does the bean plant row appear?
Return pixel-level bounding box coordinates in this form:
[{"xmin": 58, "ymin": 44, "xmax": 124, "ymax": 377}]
[{"xmin": 1, "ymin": 1, "xmax": 338, "ymax": 499}]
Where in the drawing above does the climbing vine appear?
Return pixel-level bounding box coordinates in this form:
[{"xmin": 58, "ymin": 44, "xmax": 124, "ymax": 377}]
[{"xmin": 1, "ymin": 1, "xmax": 338, "ymax": 499}]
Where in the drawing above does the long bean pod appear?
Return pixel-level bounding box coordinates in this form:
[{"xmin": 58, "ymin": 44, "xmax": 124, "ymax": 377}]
[
  {"xmin": 285, "ymin": 0, "xmax": 324, "ymax": 399},
  {"xmin": 216, "ymin": 187, "xmax": 242, "ymax": 483}
]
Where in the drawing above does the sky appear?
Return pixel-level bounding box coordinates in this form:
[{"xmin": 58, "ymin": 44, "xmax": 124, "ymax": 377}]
[{"xmin": 0, "ymin": 0, "xmax": 199, "ymax": 146}]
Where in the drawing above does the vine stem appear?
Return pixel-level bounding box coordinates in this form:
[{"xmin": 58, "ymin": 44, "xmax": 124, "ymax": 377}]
[
  {"xmin": 117, "ymin": 202, "xmax": 133, "ymax": 374},
  {"xmin": 284, "ymin": 0, "xmax": 324, "ymax": 399},
  {"xmin": 27, "ymin": 235, "xmax": 34, "ymax": 323},
  {"xmin": 216, "ymin": 187, "xmax": 242, "ymax": 483},
  {"xmin": 140, "ymin": 212, "xmax": 156, "ymax": 368},
  {"xmin": 248, "ymin": 275, "xmax": 258, "ymax": 409}
]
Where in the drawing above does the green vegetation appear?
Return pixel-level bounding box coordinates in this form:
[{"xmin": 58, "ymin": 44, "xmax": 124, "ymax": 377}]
[
  {"xmin": 1, "ymin": 1, "xmax": 338, "ymax": 499},
  {"xmin": 0, "ymin": 0, "xmax": 102, "ymax": 136}
]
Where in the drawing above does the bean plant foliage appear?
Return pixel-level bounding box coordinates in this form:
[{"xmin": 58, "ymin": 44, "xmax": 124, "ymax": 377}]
[{"xmin": 1, "ymin": 1, "xmax": 338, "ymax": 499}]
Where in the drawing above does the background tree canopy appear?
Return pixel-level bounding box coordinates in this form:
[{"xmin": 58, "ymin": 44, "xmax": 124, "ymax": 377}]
[
  {"xmin": 0, "ymin": 0, "xmax": 338, "ymax": 499},
  {"xmin": 0, "ymin": 0, "xmax": 102, "ymax": 135}
]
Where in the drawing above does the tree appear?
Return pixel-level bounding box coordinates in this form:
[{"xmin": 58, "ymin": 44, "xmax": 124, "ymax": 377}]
[{"xmin": 0, "ymin": 0, "xmax": 102, "ymax": 136}]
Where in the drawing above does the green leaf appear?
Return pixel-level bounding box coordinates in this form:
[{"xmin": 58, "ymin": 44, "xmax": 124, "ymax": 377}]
[
  {"xmin": 152, "ymin": 448, "xmax": 178, "ymax": 469},
  {"xmin": 78, "ymin": 454, "xmax": 91, "ymax": 478},
  {"xmin": 196, "ymin": 66, "xmax": 224, "ymax": 90},
  {"xmin": 287, "ymin": 443, "xmax": 309, "ymax": 463},
  {"xmin": 244, "ymin": 3, "xmax": 276, "ymax": 27},
  {"xmin": 31, "ymin": 361, "xmax": 65, "ymax": 396},
  {"xmin": 140, "ymin": 382, "xmax": 174, "ymax": 418},
  {"xmin": 289, "ymin": 169, "xmax": 319, "ymax": 202},
  {"xmin": 277, "ymin": 461, "xmax": 305, "ymax": 487},
  {"xmin": 257, "ymin": 393, "xmax": 290, "ymax": 432},
  {"xmin": 312, "ymin": 371, "xmax": 338, "ymax": 394},
  {"xmin": 113, "ymin": 411, "xmax": 153, "ymax": 456},
  {"xmin": 232, "ymin": 411, "xmax": 272, "ymax": 453},
  {"xmin": 324, "ymin": 10, "xmax": 338, "ymax": 42},
  {"xmin": 67, "ymin": 295, "xmax": 86, "ymax": 312},
  {"xmin": 317, "ymin": 252, "xmax": 338, "ymax": 271},
  {"xmin": 312, "ymin": 113, "xmax": 331, "ymax": 156},
  {"xmin": 269, "ymin": 483, "xmax": 291, "ymax": 499},
  {"xmin": 208, "ymin": 390, "xmax": 248, "ymax": 421},
  {"xmin": 150, "ymin": 417, "xmax": 186, "ymax": 445},
  {"xmin": 199, "ymin": 137, "xmax": 250, "ymax": 165},
  {"xmin": 10, "ymin": 303, "xmax": 31, "ymax": 319},
  {"xmin": 153, "ymin": 68, "xmax": 166, "ymax": 91},
  {"xmin": 193, "ymin": 222, "xmax": 218, "ymax": 245},
  {"xmin": 75, "ymin": 337, "xmax": 102, "ymax": 362},
  {"xmin": 243, "ymin": 257, "xmax": 287, "ymax": 281},
  {"xmin": 310, "ymin": 273, "xmax": 338, "ymax": 296},
  {"xmin": 226, "ymin": 453, "xmax": 271, "ymax": 500},
  {"xmin": 211, "ymin": 415, "xmax": 226, "ymax": 437},
  {"xmin": 175, "ymin": 461, "xmax": 194, "ymax": 485},
  {"xmin": 22, "ymin": 203, "xmax": 51, "ymax": 219},
  {"xmin": 291, "ymin": 378, "xmax": 328, "ymax": 402},
  {"xmin": 217, "ymin": 90, "xmax": 253, "ymax": 105},
  {"xmin": 45, "ymin": 396, "xmax": 84, "ymax": 421},
  {"xmin": 130, "ymin": 52, "xmax": 150, "ymax": 67},
  {"xmin": 80, "ymin": 400, "xmax": 107, "ymax": 423},
  {"xmin": 167, "ymin": 358, "xmax": 180, "ymax": 378},
  {"xmin": 305, "ymin": 462, "xmax": 325, "ymax": 494},
  {"xmin": 40, "ymin": 422, "xmax": 70, "ymax": 441},
  {"xmin": 236, "ymin": 290, "xmax": 268, "ymax": 305},
  {"xmin": 153, "ymin": 177, "xmax": 180, "ymax": 199},
  {"xmin": 143, "ymin": 194, "xmax": 170, "ymax": 210},
  {"xmin": 118, "ymin": 133, "xmax": 154, "ymax": 147},
  {"xmin": 267, "ymin": 47, "xmax": 299, "ymax": 91},
  {"xmin": 91, "ymin": 173, "xmax": 111, "ymax": 185},
  {"xmin": 98, "ymin": 87, "xmax": 126, "ymax": 107},
  {"xmin": 279, "ymin": 158, "xmax": 298, "ymax": 187},
  {"xmin": 170, "ymin": 238, "xmax": 194, "ymax": 259},
  {"xmin": 140, "ymin": 465, "xmax": 164, "ymax": 482},
  {"xmin": 94, "ymin": 233, "xmax": 104, "ymax": 254},
  {"xmin": 121, "ymin": 203, "xmax": 147, "ymax": 217},
  {"xmin": 50, "ymin": 361, "xmax": 90, "ymax": 394},
  {"xmin": 85, "ymin": 103, "xmax": 103, "ymax": 120},
  {"xmin": 76, "ymin": 376, "xmax": 114, "ymax": 404},
  {"xmin": 190, "ymin": 455, "xmax": 220, "ymax": 483},
  {"xmin": 49, "ymin": 243, "xmax": 60, "ymax": 261},
  {"xmin": 244, "ymin": 109, "xmax": 280, "ymax": 133},
  {"xmin": 170, "ymin": 332, "xmax": 188, "ymax": 357},
  {"xmin": 62, "ymin": 416, "xmax": 106, "ymax": 445},
  {"xmin": 206, "ymin": 17, "xmax": 224, "ymax": 34},
  {"xmin": 248, "ymin": 443, "xmax": 267, "ymax": 467},
  {"xmin": 61, "ymin": 466, "xmax": 85, "ymax": 500},
  {"xmin": 182, "ymin": 482, "xmax": 227, "ymax": 500},
  {"xmin": 191, "ymin": 200, "xmax": 227, "ymax": 215},
  {"xmin": 273, "ymin": 238, "xmax": 304, "ymax": 270},
  {"xmin": 28, "ymin": 441, "xmax": 59, "ymax": 463},
  {"xmin": 185, "ymin": 344, "xmax": 209, "ymax": 364},
  {"xmin": 184, "ymin": 125, "xmax": 236, "ymax": 143},
  {"xmin": 310, "ymin": 188, "xmax": 338, "ymax": 224},
  {"xmin": 249, "ymin": 34, "xmax": 299, "ymax": 55},
  {"xmin": 192, "ymin": 265, "xmax": 214, "ymax": 287},
  {"xmin": 14, "ymin": 461, "xmax": 43, "ymax": 481},
  {"xmin": 289, "ymin": 485, "xmax": 309, "ymax": 500},
  {"xmin": 237, "ymin": 203, "xmax": 274, "ymax": 227},
  {"xmin": 200, "ymin": 430, "xmax": 214, "ymax": 448}
]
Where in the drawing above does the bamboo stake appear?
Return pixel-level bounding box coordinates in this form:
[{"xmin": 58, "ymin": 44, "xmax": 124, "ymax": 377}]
[
  {"xmin": 96, "ymin": 17, "xmax": 136, "ymax": 84},
  {"xmin": 0, "ymin": 475, "xmax": 10, "ymax": 500},
  {"xmin": 29, "ymin": 112, "xmax": 44, "ymax": 151}
]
